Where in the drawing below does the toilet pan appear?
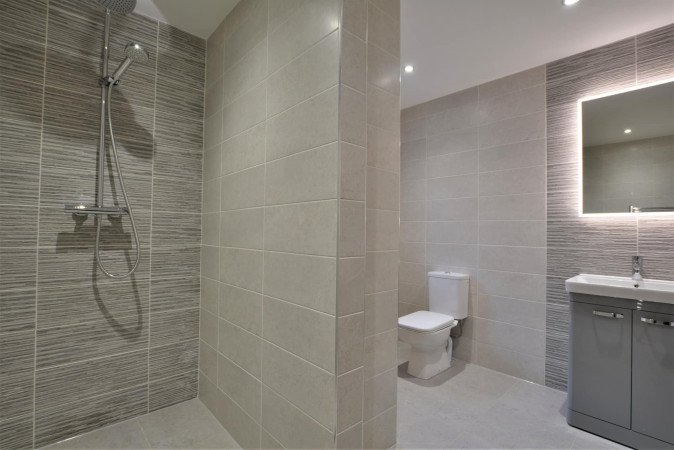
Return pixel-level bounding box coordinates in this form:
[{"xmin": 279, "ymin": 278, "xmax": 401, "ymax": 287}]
[{"xmin": 398, "ymin": 311, "xmax": 458, "ymax": 379}]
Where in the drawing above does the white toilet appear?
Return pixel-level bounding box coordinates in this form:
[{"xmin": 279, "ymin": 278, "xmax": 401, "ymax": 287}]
[{"xmin": 398, "ymin": 271, "xmax": 469, "ymax": 379}]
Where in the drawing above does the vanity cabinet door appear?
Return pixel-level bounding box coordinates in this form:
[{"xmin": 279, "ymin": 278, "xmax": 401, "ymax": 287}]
[
  {"xmin": 632, "ymin": 311, "xmax": 674, "ymax": 444},
  {"xmin": 569, "ymin": 301, "xmax": 631, "ymax": 428}
]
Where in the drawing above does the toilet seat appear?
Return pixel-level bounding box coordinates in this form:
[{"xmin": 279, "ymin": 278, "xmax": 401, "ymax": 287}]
[{"xmin": 398, "ymin": 311, "xmax": 455, "ymax": 333}]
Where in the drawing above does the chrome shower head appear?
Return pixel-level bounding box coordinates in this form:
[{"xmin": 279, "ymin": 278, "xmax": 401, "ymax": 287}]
[
  {"xmin": 123, "ymin": 43, "xmax": 149, "ymax": 63},
  {"xmin": 110, "ymin": 43, "xmax": 148, "ymax": 83},
  {"xmin": 95, "ymin": 0, "xmax": 137, "ymax": 14}
]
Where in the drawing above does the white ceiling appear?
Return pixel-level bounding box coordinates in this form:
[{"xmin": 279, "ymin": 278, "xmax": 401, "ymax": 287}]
[
  {"xmin": 134, "ymin": 0, "xmax": 239, "ymax": 39},
  {"xmin": 401, "ymin": 0, "xmax": 674, "ymax": 108}
]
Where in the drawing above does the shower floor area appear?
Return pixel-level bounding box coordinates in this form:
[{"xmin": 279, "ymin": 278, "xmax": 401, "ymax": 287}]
[{"xmin": 43, "ymin": 399, "xmax": 238, "ymax": 449}]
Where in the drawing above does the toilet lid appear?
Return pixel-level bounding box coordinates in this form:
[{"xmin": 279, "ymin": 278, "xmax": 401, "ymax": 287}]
[{"xmin": 398, "ymin": 311, "xmax": 455, "ymax": 332}]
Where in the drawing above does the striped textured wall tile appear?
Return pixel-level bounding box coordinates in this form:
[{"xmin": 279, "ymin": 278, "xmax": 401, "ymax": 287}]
[
  {"xmin": 149, "ymin": 276, "xmax": 200, "ymax": 312},
  {"xmin": 0, "ymin": 413, "xmax": 33, "ymax": 450},
  {"xmin": 0, "ymin": 247, "xmax": 37, "ymax": 291},
  {"xmin": 150, "ymin": 245, "xmax": 201, "ymax": 279},
  {"xmin": 153, "ymin": 143, "xmax": 204, "ymax": 183},
  {"xmin": 0, "ymin": 205, "xmax": 38, "ymax": 248},
  {"xmin": 149, "ymin": 339, "xmax": 199, "ymax": 381},
  {"xmin": 150, "ymin": 212, "xmax": 202, "ymax": 247},
  {"xmin": 0, "ymin": 76, "xmax": 44, "ymax": 124},
  {"xmin": 636, "ymin": 24, "xmax": 674, "ymax": 84},
  {"xmin": 0, "ymin": 0, "xmax": 48, "ymax": 44},
  {"xmin": 36, "ymin": 279, "xmax": 149, "ymax": 329},
  {"xmin": 0, "ymin": 289, "xmax": 36, "ymax": 333},
  {"xmin": 637, "ymin": 218, "xmax": 674, "ymax": 280},
  {"xmin": 149, "ymin": 370, "xmax": 198, "ymax": 412},
  {"xmin": 34, "ymin": 349, "xmax": 148, "ymax": 410},
  {"xmin": 149, "ymin": 308, "xmax": 200, "ymax": 347},
  {"xmin": 34, "ymin": 385, "xmax": 148, "ymax": 447},
  {"xmin": 36, "ymin": 316, "xmax": 148, "ymax": 369},
  {"xmin": 0, "ymin": 118, "xmax": 42, "ymax": 205},
  {"xmin": 546, "ymin": 37, "xmax": 636, "ymax": 108},
  {"xmin": 0, "ymin": 330, "xmax": 35, "ymax": 419},
  {"xmin": 0, "ymin": 33, "xmax": 46, "ymax": 84}
]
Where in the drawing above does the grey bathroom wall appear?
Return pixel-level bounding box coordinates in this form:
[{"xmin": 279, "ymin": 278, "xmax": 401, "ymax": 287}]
[
  {"xmin": 400, "ymin": 23, "xmax": 674, "ymax": 391},
  {"xmin": 0, "ymin": 0, "xmax": 205, "ymax": 447},
  {"xmin": 340, "ymin": 0, "xmax": 401, "ymax": 447},
  {"xmin": 197, "ymin": 0, "xmax": 342, "ymax": 447},
  {"xmin": 400, "ymin": 67, "xmax": 548, "ymax": 384},
  {"xmin": 197, "ymin": 0, "xmax": 400, "ymax": 448},
  {"xmin": 546, "ymin": 23, "xmax": 674, "ymax": 390}
]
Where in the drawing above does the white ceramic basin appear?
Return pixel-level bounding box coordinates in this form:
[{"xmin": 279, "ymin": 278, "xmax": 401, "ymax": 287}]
[{"xmin": 566, "ymin": 274, "xmax": 674, "ymax": 305}]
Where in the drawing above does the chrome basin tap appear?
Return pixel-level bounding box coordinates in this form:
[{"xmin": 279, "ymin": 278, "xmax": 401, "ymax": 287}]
[{"xmin": 632, "ymin": 256, "xmax": 643, "ymax": 286}]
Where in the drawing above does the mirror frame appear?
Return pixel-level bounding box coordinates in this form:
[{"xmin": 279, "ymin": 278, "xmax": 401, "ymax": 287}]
[{"xmin": 577, "ymin": 77, "xmax": 674, "ymax": 217}]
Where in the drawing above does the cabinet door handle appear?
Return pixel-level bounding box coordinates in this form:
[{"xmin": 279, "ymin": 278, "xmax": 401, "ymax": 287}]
[
  {"xmin": 593, "ymin": 310, "xmax": 624, "ymax": 319},
  {"xmin": 641, "ymin": 317, "xmax": 674, "ymax": 327}
]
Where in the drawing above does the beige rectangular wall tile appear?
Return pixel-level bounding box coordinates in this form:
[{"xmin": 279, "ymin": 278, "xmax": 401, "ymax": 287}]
[
  {"xmin": 265, "ymin": 143, "xmax": 339, "ymax": 205},
  {"xmin": 264, "ymin": 252, "xmax": 337, "ymax": 314},
  {"xmin": 264, "ymin": 200, "xmax": 338, "ymax": 256},
  {"xmin": 261, "ymin": 342, "xmax": 336, "ymax": 431},
  {"xmin": 266, "ymin": 86, "xmax": 339, "ymax": 161},
  {"xmin": 267, "ymin": 30, "xmax": 339, "ymax": 116},
  {"xmin": 263, "ymin": 296, "xmax": 336, "ymax": 372},
  {"xmin": 261, "ymin": 386, "xmax": 334, "ymax": 449}
]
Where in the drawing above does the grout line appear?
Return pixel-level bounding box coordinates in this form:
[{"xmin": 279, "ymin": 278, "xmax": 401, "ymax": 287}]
[
  {"xmin": 146, "ymin": 17, "xmax": 161, "ymax": 415},
  {"xmin": 32, "ymin": 0, "xmax": 51, "ymax": 444}
]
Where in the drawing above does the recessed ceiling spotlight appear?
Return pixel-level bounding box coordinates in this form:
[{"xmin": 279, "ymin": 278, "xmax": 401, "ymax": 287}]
[
  {"xmin": 562, "ymin": 0, "xmax": 580, "ymax": 5},
  {"xmin": 624, "ymin": 128, "xmax": 632, "ymax": 134},
  {"xmin": 404, "ymin": 65, "xmax": 414, "ymax": 73}
]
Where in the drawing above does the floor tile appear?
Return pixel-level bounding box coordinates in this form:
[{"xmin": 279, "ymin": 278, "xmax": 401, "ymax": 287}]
[
  {"xmin": 138, "ymin": 398, "xmax": 239, "ymax": 449},
  {"xmin": 43, "ymin": 419, "xmax": 150, "ymax": 449},
  {"xmin": 397, "ymin": 360, "xmax": 623, "ymax": 449}
]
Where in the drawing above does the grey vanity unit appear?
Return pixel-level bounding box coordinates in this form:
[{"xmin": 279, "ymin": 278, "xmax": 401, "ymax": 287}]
[{"xmin": 568, "ymin": 292, "xmax": 674, "ymax": 449}]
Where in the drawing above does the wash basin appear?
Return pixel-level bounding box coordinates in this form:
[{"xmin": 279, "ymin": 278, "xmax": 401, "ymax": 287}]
[{"xmin": 566, "ymin": 274, "xmax": 674, "ymax": 305}]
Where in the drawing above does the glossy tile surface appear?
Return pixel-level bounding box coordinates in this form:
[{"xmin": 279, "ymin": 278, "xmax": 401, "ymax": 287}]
[{"xmin": 397, "ymin": 360, "xmax": 627, "ymax": 450}]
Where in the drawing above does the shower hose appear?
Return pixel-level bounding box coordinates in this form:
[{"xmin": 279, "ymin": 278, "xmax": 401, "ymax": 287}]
[{"xmin": 94, "ymin": 87, "xmax": 141, "ymax": 278}]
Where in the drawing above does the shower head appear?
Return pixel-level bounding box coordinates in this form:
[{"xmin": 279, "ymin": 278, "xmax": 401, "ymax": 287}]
[
  {"xmin": 110, "ymin": 43, "xmax": 148, "ymax": 83},
  {"xmin": 95, "ymin": 0, "xmax": 137, "ymax": 14},
  {"xmin": 123, "ymin": 43, "xmax": 149, "ymax": 63}
]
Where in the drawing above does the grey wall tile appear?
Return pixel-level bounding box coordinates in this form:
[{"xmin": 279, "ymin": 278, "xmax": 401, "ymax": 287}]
[
  {"xmin": 267, "ymin": 0, "xmax": 339, "ymax": 73},
  {"xmin": 35, "ymin": 349, "xmax": 148, "ymax": 410},
  {"xmin": 148, "ymin": 370, "xmax": 198, "ymax": 411}
]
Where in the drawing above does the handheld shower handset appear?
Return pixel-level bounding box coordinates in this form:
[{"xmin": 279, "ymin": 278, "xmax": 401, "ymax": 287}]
[{"xmin": 110, "ymin": 43, "xmax": 149, "ymax": 84}]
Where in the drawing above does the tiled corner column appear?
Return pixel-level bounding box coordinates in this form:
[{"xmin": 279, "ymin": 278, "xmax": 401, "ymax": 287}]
[
  {"xmin": 339, "ymin": 0, "xmax": 402, "ymax": 448},
  {"xmin": 198, "ymin": 0, "xmax": 400, "ymax": 448},
  {"xmin": 199, "ymin": 0, "xmax": 343, "ymax": 448},
  {"xmin": 400, "ymin": 66, "xmax": 548, "ymax": 384},
  {"xmin": 545, "ymin": 24, "xmax": 674, "ymax": 390}
]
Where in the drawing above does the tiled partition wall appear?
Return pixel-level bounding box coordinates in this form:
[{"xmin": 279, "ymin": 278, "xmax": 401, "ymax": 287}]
[
  {"xmin": 343, "ymin": 0, "xmax": 400, "ymax": 447},
  {"xmin": 399, "ymin": 67, "xmax": 547, "ymax": 384},
  {"xmin": 0, "ymin": 1, "xmax": 205, "ymax": 448},
  {"xmin": 545, "ymin": 23, "xmax": 674, "ymax": 389},
  {"xmin": 197, "ymin": 0, "xmax": 400, "ymax": 447}
]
